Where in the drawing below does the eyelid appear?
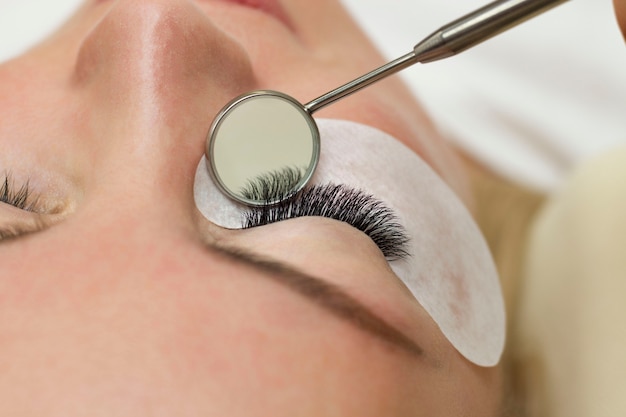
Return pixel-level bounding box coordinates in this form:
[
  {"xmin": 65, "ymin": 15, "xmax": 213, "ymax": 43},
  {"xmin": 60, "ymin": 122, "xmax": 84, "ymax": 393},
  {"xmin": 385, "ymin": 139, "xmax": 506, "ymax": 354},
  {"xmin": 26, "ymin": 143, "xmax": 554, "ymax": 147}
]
[
  {"xmin": 0, "ymin": 192, "xmax": 55, "ymax": 243},
  {"xmin": 0, "ymin": 216, "xmax": 50, "ymax": 243},
  {"xmin": 1, "ymin": 172, "xmax": 69, "ymax": 216},
  {"xmin": 193, "ymin": 156, "xmax": 411, "ymax": 260}
]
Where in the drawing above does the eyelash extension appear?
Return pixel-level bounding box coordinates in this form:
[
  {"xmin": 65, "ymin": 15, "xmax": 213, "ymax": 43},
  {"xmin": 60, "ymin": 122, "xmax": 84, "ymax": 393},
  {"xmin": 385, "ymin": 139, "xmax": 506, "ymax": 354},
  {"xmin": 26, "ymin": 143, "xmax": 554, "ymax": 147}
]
[
  {"xmin": 1, "ymin": 173, "xmax": 39, "ymax": 211},
  {"xmin": 240, "ymin": 165, "xmax": 306, "ymax": 202},
  {"xmin": 243, "ymin": 182, "xmax": 411, "ymax": 261}
]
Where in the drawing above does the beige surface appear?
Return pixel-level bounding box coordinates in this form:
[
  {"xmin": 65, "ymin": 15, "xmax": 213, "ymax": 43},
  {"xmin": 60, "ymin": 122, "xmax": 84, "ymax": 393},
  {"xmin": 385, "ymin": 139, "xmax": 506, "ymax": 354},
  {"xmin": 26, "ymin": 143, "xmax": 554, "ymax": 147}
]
[{"xmin": 513, "ymin": 146, "xmax": 626, "ymax": 416}]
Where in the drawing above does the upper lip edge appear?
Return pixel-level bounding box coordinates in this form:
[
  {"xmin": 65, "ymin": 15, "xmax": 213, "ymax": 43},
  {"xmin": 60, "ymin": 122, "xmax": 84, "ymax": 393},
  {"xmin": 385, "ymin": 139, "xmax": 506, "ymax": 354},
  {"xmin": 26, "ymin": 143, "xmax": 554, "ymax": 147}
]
[{"xmin": 208, "ymin": 0, "xmax": 296, "ymax": 32}]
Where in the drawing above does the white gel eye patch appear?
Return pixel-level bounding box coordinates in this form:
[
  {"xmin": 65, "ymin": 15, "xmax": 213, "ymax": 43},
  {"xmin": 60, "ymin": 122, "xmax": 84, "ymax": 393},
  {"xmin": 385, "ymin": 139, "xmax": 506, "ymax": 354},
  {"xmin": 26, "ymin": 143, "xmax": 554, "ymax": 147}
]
[{"xmin": 194, "ymin": 119, "xmax": 505, "ymax": 367}]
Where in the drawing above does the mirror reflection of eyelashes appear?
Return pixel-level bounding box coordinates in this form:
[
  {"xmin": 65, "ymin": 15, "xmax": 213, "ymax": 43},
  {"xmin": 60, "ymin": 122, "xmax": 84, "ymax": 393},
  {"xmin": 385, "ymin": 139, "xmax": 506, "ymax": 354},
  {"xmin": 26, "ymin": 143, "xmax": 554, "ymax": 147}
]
[
  {"xmin": 242, "ymin": 171, "xmax": 410, "ymax": 261},
  {"xmin": 239, "ymin": 165, "xmax": 307, "ymax": 203}
]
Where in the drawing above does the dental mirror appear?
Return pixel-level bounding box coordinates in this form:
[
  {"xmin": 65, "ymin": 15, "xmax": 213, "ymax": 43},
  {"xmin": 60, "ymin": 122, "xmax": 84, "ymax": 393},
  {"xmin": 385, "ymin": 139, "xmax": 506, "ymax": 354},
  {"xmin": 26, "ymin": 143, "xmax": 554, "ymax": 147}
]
[
  {"xmin": 206, "ymin": 0, "xmax": 569, "ymax": 206},
  {"xmin": 207, "ymin": 91, "xmax": 318, "ymax": 206}
]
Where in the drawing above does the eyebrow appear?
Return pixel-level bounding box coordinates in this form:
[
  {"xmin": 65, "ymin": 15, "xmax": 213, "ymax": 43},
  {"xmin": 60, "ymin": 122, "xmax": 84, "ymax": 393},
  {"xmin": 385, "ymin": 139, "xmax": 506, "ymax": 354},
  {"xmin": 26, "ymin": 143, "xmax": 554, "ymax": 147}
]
[
  {"xmin": 0, "ymin": 215, "xmax": 423, "ymax": 357},
  {"xmin": 208, "ymin": 243, "xmax": 424, "ymax": 358}
]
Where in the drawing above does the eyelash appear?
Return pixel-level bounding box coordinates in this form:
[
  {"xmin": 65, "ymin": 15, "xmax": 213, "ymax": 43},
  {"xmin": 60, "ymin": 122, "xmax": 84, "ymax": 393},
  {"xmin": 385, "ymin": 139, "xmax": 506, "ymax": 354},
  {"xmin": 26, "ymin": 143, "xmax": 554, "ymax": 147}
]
[
  {"xmin": 1, "ymin": 172, "xmax": 410, "ymax": 258},
  {"xmin": 243, "ymin": 182, "xmax": 411, "ymax": 261},
  {"xmin": 1, "ymin": 173, "xmax": 39, "ymax": 211},
  {"xmin": 0, "ymin": 173, "xmax": 50, "ymax": 241},
  {"xmin": 240, "ymin": 165, "xmax": 305, "ymax": 202}
]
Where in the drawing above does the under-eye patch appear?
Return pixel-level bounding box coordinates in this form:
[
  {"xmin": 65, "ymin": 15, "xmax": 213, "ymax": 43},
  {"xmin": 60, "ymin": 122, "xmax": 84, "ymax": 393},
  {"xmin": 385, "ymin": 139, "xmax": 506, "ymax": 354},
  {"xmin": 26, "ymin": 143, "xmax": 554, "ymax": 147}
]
[{"xmin": 195, "ymin": 119, "xmax": 505, "ymax": 367}]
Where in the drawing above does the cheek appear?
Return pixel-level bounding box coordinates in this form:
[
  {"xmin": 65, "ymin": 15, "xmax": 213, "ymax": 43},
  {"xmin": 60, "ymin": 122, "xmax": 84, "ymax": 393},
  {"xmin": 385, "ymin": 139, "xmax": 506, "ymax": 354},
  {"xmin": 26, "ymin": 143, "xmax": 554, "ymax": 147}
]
[{"xmin": 148, "ymin": 263, "xmax": 434, "ymax": 416}]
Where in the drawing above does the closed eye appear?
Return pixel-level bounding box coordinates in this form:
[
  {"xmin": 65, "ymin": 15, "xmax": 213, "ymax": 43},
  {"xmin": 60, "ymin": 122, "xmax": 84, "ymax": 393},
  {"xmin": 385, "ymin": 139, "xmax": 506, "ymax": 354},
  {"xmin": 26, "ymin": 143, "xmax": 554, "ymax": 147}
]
[
  {"xmin": 242, "ymin": 176, "xmax": 411, "ymax": 261},
  {"xmin": 0, "ymin": 173, "xmax": 52, "ymax": 243}
]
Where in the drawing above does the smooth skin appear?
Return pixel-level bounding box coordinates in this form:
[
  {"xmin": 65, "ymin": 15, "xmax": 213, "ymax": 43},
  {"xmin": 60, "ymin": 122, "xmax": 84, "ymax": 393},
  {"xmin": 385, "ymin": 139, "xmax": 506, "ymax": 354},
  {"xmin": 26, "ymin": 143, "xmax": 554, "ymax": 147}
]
[{"xmin": 0, "ymin": 1, "xmax": 501, "ymax": 416}]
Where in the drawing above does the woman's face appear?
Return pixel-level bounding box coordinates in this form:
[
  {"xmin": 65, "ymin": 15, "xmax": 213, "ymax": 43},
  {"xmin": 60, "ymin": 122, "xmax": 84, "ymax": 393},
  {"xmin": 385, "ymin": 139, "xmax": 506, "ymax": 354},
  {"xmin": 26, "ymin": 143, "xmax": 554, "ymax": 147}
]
[{"xmin": 0, "ymin": 0, "xmax": 502, "ymax": 415}]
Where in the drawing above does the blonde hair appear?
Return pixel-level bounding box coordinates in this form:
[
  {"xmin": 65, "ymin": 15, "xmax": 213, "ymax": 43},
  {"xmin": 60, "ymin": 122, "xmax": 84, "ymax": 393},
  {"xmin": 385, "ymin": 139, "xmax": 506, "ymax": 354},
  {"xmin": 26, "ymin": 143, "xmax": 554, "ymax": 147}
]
[{"xmin": 462, "ymin": 154, "xmax": 546, "ymax": 417}]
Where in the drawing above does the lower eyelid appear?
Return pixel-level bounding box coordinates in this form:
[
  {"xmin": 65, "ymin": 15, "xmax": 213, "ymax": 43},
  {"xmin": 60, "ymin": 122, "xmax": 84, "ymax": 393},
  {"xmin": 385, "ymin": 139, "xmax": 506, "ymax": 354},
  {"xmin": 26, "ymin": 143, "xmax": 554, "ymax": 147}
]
[
  {"xmin": 0, "ymin": 225, "xmax": 36, "ymax": 242},
  {"xmin": 0, "ymin": 205, "xmax": 58, "ymax": 242},
  {"xmin": 0, "ymin": 218, "xmax": 49, "ymax": 242},
  {"xmin": 0, "ymin": 202, "xmax": 39, "ymax": 221}
]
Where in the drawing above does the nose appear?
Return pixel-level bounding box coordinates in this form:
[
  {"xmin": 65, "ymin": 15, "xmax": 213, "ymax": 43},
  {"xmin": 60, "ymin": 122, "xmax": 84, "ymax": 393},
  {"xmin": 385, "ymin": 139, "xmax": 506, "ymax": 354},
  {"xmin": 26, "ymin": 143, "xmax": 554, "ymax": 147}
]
[{"xmin": 73, "ymin": 0, "xmax": 257, "ymax": 215}]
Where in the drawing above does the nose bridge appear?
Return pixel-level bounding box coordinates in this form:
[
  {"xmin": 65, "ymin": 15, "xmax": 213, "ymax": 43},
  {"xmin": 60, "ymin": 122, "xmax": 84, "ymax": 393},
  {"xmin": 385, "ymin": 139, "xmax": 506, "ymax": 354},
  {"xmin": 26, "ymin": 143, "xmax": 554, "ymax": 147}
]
[
  {"xmin": 72, "ymin": 0, "xmax": 257, "ymax": 204},
  {"xmin": 76, "ymin": 0, "xmax": 255, "ymax": 98}
]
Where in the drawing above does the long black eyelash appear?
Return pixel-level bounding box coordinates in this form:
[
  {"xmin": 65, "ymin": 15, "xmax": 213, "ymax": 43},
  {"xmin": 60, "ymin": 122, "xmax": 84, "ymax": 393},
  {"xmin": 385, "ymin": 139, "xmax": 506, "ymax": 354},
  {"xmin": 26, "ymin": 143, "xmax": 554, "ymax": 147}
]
[
  {"xmin": 1, "ymin": 173, "xmax": 39, "ymax": 211},
  {"xmin": 243, "ymin": 183, "xmax": 411, "ymax": 261}
]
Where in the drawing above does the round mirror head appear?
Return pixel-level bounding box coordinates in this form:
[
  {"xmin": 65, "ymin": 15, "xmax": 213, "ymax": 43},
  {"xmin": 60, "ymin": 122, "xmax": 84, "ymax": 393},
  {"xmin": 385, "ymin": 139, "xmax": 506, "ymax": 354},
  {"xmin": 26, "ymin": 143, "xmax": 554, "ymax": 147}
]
[{"xmin": 206, "ymin": 90, "xmax": 320, "ymax": 207}]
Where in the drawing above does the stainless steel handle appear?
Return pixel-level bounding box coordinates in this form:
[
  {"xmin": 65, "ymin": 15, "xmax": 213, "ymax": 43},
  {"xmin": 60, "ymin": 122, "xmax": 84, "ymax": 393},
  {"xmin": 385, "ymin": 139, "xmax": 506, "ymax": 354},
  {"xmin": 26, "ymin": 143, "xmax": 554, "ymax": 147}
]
[
  {"xmin": 305, "ymin": 0, "xmax": 570, "ymax": 113},
  {"xmin": 414, "ymin": 0, "xmax": 570, "ymax": 62}
]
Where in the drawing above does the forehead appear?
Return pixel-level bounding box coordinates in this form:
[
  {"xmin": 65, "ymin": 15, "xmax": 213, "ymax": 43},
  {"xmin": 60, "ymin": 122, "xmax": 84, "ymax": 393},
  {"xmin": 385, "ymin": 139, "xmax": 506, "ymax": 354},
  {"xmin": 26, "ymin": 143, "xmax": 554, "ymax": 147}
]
[{"xmin": 0, "ymin": 234, "xmax": 431, "ymax": 413}]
